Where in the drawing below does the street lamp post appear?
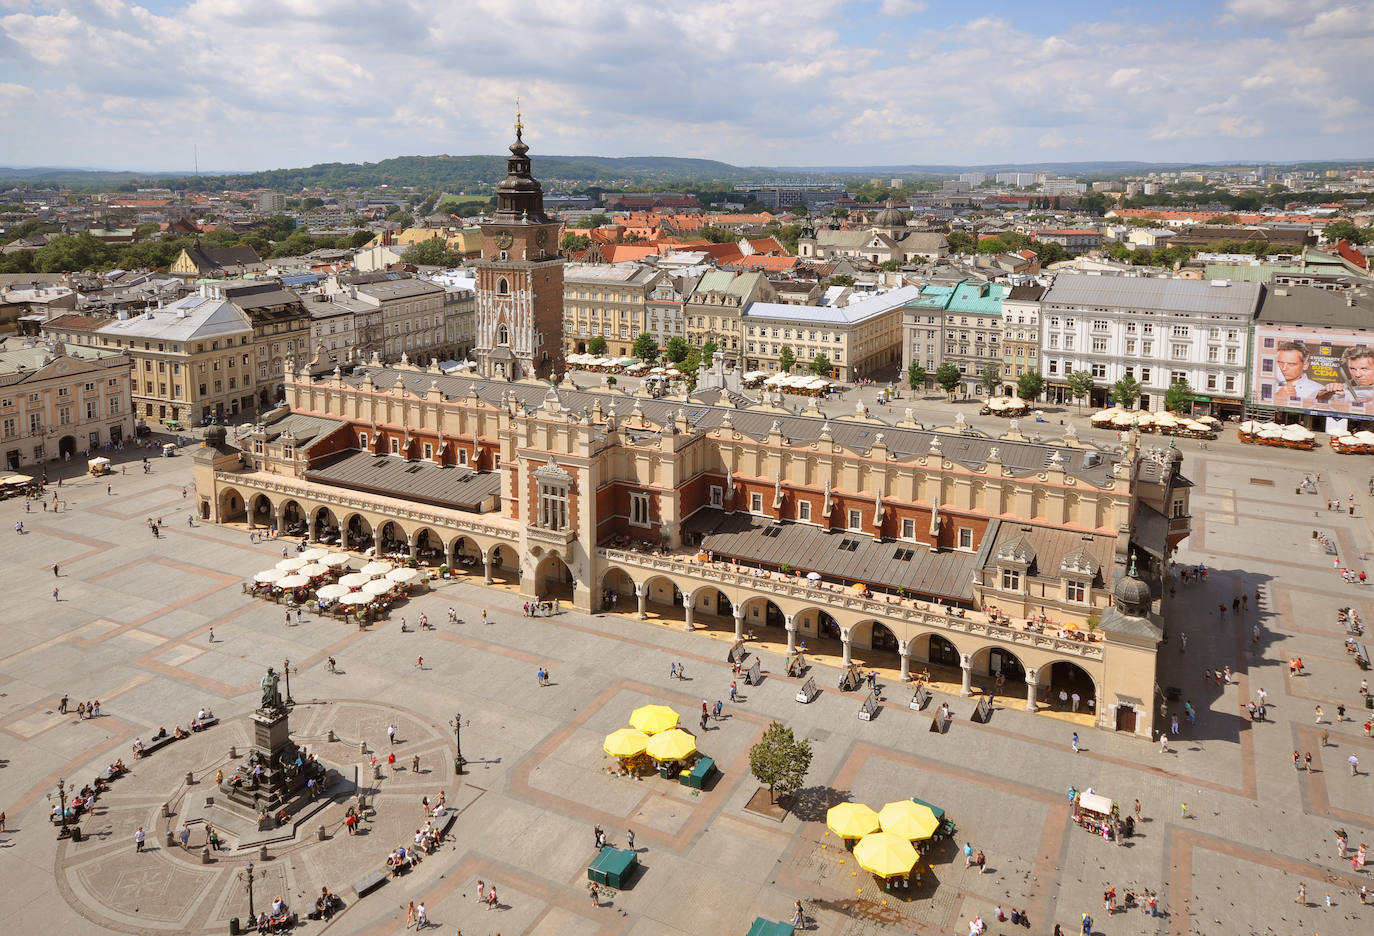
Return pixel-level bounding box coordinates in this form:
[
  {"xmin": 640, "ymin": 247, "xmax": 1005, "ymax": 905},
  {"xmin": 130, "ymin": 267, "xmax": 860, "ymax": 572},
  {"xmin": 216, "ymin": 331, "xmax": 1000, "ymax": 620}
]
[
  {"xmin": 282, "ymin": 658, "xmax": 294, "ymax": 705},
  {"xmin": 450, "ymin": 712, "xmax": 464, "ymax": 775},
  {"xmin": 238, "ymin": 859, "xmax": 262, "ymax": 921},
  {"xmin": 52, "ymin": 778, "xmax": 72, "ymax": 838}
]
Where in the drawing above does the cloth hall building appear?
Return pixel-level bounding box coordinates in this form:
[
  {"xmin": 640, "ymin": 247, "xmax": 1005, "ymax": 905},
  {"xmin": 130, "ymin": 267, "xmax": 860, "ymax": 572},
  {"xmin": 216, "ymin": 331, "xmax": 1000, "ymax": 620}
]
[{"xmin": 195, "ymin": 352, "xmax": 1189, "ymax": 740}]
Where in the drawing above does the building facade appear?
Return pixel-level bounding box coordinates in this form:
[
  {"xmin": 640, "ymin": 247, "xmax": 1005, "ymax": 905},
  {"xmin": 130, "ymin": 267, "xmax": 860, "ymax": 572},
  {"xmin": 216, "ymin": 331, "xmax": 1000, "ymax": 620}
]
[
  {"xmin": 683, "ymin": 270, "xmax": 776, "ymax": 361},
  {"xmin": 0, "ymin": 340, "xmax": 133, "ymax": 468},
  {"xmin": 44, "ymin": 289, "xmax": 256, "ymax": 425},
  {"xmin": 741, "ymin": 286, "xmax": 917, "ymax": 381},
  {"xmin": 1039, "ymin": 275, "xmax": 1261, "ymax": 414},
  {"xmin": 196, "ymin": 360, "xmax": 1191, "ymax": 740},
  {"xmin": 562, "ymin": 263, "xmax": 663, "ymax": 358},
  {"xmin": 473, "ymin": 118, "xmax": 564, "ymax": 380},
  {"xmin": 902, "ymin": 279, "xmax": 1006, "ymax": 396},
  {"xmin": 1001, "ymin": 284, "xmax": 1046, "ymax": 394}
]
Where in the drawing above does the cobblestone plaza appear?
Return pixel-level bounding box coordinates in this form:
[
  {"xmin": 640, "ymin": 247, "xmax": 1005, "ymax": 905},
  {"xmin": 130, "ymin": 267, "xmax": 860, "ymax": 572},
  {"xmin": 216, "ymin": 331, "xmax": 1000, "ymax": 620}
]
[{"xmin": 1, "ymin": 404, "xmax": 1373, "ymax": 935}]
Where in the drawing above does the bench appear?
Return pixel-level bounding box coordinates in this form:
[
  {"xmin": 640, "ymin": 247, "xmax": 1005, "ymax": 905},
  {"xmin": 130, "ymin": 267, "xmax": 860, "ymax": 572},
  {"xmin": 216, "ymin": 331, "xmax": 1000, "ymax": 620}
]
[
  {"xmin": 679, "ymin": 756, "xmax": 716, "ymax": 790},
  {"xmin": 137, "ymin": 735, "xmax": 177, "ymax": 758},
  {"xmin": 350, "ymin": 870, "xmax": 388, "ymax": 899},
  {"xmin": 435, "ymin": 810, "xmax": 458, "ymax": 840},
  {"xmin": 191, "ymin": 717, "xmax": 220, "ymax": 732},
  {"xmin": 307, "ymin": 894, "xmax": 344, "ymax": 921}
]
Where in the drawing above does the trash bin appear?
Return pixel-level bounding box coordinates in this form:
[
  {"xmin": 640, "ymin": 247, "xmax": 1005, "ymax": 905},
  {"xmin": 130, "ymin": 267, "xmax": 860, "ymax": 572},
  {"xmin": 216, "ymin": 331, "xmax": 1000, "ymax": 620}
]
[
  {"xmin": 1366, "ymin": 695, "xmax": 1372, "ymax": 709},
  {"xmin": 229, "ymin": 917, "xmax": 240, "ymax": 936}
]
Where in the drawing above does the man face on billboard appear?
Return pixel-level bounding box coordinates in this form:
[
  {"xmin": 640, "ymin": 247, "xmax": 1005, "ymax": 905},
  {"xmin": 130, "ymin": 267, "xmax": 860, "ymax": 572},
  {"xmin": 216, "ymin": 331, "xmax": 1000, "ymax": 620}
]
[
  {"xmin": 1348, "ymin": 350, "xmax": 1374, "ymax": 387},
  {"xmin": 1276, "ymin": 347, "xmax": 1307, "ymax": 383}
]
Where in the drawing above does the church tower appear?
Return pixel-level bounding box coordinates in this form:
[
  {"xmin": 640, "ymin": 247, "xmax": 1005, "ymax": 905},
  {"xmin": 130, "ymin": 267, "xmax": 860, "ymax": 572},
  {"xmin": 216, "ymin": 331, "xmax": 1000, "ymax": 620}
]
[{"xmin": 474, "ymin": 109, "xmax": 565, "ymax": 380}]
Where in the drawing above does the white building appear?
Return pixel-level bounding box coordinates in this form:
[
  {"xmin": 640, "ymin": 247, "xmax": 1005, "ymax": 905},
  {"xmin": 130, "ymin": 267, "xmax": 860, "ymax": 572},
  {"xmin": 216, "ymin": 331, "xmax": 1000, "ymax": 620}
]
[
  {"xmin": 1039, "ymin": 275, "xmax": 1262, "ymax": 415},
  {"xmin": 0, "ymin": 340, "xmax": 133, "ymax": 468}
]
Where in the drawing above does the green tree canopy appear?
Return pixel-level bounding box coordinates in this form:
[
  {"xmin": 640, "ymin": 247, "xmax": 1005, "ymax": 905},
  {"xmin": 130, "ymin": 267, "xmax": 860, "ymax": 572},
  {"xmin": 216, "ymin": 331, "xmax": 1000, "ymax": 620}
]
[
  {"xmin": 748, "ymin": 721, "xmax": 813, "ymax": 804},
  {"xmin": 701, "ymin": 339, "xmax": 718, "ymax": 361},
  {"xmin": 980, "ymin": 363, "xmax": 1001, "ymax": 396},
  {"xmin": 1111, "ymin": 374, "xmax": 1143, "ymax": 408},
  {"xmin": 665, "ymin": 336, "xmax": 689, "ymax": 364},
  {"xmin": 907, "ymin": 361, "xmax": 927, "ymax": 391},
  {"xmin": 1066, "ymin": 370, "xmax": 1096, "ymax": 411},
  {"xmin": 808, "ymin": 353, "xmax": 833, "ymax": 377},
  {"xmin": 588, "ymin": 336, "xmax": 608, "ymax": 355},
  {"xmin": 584, "ymin": 213, "xmax": 611, "ymax": 227},
  {"xmin": 778, "ymin": 345, "xmax": 796, "ymax": 373},
  {"xmin": 1017, "ymin": 370, "xmax": 1045, "ymax": 401},
  {"xmin": 399, "ymin": 236, "xmax": 458, "ymax": 267},
  {"xmin": 632, "ymin": 332, "xmax": 659, "ymax": 363},
  {"xmin": 1164, "ymin": 377, "xmax": 1194, "ymax": 413},
  {"xmin": 935, "ymin": 362, "xmax": 962, "ymax": 396},
  {"xmin": 560, "ymin": 232, "xmax": 591, "ymax": 253}
]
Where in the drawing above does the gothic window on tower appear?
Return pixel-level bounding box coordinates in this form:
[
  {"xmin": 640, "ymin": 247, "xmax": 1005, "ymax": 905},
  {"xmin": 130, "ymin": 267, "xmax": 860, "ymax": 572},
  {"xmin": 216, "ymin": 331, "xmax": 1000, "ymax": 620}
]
[
  {"xmin": 539, "ymin": 482, "xmax": 569, "ymax": 530},
  {"xmin": 497, "ymin": 278, "xmax": 509, "ymax": 295},
  {"xmin": 497, "ymin": 324, "xmax": 509, "ymax": 346}
]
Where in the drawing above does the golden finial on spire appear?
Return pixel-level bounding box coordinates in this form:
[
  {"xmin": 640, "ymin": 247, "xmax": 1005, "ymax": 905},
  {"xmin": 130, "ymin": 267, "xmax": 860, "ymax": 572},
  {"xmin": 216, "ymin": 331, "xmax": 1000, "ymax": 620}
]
[{"xmin": 515, "ymin": 98, "xmax": 523, "ymax": 138}]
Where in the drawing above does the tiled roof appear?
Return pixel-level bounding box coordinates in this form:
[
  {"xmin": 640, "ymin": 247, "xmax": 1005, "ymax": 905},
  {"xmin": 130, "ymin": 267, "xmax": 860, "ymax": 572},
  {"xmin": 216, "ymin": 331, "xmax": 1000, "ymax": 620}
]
[
  {"xmin": 304, "ymin": 450, "xmax": 501, "ymax": 511},
  {"xmin": 333, "ymin": 367, "xmax": 1124, "ymax": 489},
  {"xmin": 688, "ymin": 508, "xmax": 975, "ymax": 601}
]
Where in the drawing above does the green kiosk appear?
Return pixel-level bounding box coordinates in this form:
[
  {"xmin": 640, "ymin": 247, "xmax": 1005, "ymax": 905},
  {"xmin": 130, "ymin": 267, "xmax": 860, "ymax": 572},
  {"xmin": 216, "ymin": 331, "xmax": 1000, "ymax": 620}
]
[
  {"xmin": 587, "ymin": 845, "xmax": 638, "ymax": 888},
  {"xmin": 746, "ymin": 918, "xmax": 795, "ymax": 936}
]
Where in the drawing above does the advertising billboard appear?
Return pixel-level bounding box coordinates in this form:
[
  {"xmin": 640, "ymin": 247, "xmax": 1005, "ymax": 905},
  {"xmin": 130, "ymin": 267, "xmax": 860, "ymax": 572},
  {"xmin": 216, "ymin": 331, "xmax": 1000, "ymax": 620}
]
[{"xmin": 1253, "ymin": 326, "xmax": 1374, "ymax": 416}]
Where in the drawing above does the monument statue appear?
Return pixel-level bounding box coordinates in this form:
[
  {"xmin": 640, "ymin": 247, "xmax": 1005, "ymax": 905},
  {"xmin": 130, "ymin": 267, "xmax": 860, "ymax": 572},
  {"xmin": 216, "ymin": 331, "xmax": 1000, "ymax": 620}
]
[{"xmin": 260, "ymin": 667, "xmax": 282, "ymax": 712}]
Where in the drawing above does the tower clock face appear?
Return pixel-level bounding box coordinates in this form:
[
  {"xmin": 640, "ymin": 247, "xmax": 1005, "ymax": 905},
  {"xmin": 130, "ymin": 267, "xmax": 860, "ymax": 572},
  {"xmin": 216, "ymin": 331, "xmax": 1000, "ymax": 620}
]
[{"xmin": 496, "ymin": 231, "xmax": 513, "ymax": 250}]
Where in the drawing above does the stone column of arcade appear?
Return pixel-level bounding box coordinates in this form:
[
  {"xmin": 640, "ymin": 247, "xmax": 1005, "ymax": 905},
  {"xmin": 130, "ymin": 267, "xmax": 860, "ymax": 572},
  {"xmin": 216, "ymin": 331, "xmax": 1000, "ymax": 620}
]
[
  {"xmin": 732, "ymin": 606, "xmax": 744, "ymax": 639},
  {"xmin": 784, "ymin": 614, "xmax": 796, "ymax": 654},
  {"xmin": 635, "ymin": 582, "xmax": 647, "ymax": 620},
  {"xmin": 684, "ymin": 601, "xmax": 695, "ymax": 631},
  {"xmin": 840, "ymin": 627, "xmax": 853, "ymax": 666},
  {"xmin": 960, "ymin": 654, "xmax": 973, "ymax": 697},
  {"xmin": 482, "ymin": 549, "xmax": 494, "ymax": 585},
  {"xmin": 898, "ymin": 640, "xmax": 911, "ymax": 682},
  {"xmin": 1024, "ymin": 667, "xmax": 1040, "ymax": 712}
]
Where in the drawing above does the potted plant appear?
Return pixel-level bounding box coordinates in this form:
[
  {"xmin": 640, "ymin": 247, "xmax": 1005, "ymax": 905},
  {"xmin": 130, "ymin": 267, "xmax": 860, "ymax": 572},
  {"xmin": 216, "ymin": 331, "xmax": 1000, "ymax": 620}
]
[
  {"xmin": 780, "ymin": 563, "xmax": 792, "ymax": 575},
  {"xmin": 438, "ymin": 564, "xmax": 450, "ymax": 579},
  {"xmin": 407, "ymin": 555, "xmax": 419, "ymax": 569}
]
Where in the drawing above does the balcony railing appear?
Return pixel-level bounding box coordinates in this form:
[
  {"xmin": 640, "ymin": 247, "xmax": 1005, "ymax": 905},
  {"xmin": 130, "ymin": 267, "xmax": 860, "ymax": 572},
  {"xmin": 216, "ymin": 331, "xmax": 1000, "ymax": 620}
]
[{"xmin": 599, "ymin": 547, "xmax": 1102, "ymax": 660}]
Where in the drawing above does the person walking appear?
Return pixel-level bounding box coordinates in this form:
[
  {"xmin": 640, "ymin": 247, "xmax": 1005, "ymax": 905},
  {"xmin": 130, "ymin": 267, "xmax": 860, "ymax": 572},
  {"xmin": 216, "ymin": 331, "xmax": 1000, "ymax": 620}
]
[
  {"xmin": 1315, "ymin": 704, "xmax": 1325, "ymax": 724},
  {"xmin": 1134, "ymin": 798, "xmax": 1142, "ymax": 821},
  {"xmin": 52, "ymin": 587, "xmax": 59, "ymax": 601},
  {"xmin": 58, "ymin": 694, "xmax": 68, "ymax": 715},
  {"xmin": 1159, "ymin": 733, "xmax": 1169, "ymax": 754},
  {"xmin": 415, "ymin": 902, "xmax": 427, "ymax": 929},
  {"xmin": 1305, "ymin": 751, "xmax": 1313, "ymax": 772},
  {"xmin": 626, "ymin": 828, "xmax": 635, "ymax": 850},
  {"xmin": 1296, "ymin": 882, "xmax": 1306, "ymax": 904},
  {"xmin": 178, "ymin": 824, "xmax": 190, "ymax": 849},
  {"xmin": 1294, "ymin": 750, "xmax": 1302, "ymax": 770},
  {"xmin": 52, "ymin": 564, "xmax": 59, "ymax": 577},
  {"xmin": 411, "ymin": 754, "xmax": 420, "ymax": 774},
  {"xmin": 1072, "ymin": 732, "xmax": 1079, "ymax": 753},
  {"xmin": 208, "ymin": 627, "xmax": 214, "ymax": 643},
  {"xmin": 1322, "ymin": 728, "xmax": 1330, "ymax": 747},
  {"xmin": 1350, "ymin": 754, "xmax": 1361, "ymax": 776},
  {"xmin": 589, "ymin": 882, "xmax": 600, "ymax": 907},
  {"xmin": 388, "ymin": 724, "xmax": 397, "ymax": 745},
  {"xmin": 134, "ymin": 827, "xmax": 145, "ymax": 852}
]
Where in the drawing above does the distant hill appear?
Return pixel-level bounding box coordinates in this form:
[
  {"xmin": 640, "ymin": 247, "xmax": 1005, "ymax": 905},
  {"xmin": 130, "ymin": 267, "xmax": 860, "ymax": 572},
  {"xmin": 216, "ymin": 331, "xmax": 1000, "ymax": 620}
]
[
  {"xmin": 2, "ymin": 155, "xmax": 1372, "ymax": 192},
  {"xmin": 0, "ymin": 154, "xmax": 766, "ymax": 192}
]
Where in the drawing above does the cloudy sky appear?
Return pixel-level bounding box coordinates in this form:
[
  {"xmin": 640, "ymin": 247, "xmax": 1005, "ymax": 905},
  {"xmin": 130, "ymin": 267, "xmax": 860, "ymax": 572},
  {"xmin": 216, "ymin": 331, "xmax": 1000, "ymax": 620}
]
[{"xmin": 0, "ymin": 0, "xmax": 1370, "ymax": 172}]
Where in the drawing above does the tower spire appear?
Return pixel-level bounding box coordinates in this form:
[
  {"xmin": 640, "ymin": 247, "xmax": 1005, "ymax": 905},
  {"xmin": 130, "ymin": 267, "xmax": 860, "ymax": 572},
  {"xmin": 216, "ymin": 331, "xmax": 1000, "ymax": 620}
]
[{"xmin": 514, "ymin": 99, "xmax": 523, "ymax": 142}]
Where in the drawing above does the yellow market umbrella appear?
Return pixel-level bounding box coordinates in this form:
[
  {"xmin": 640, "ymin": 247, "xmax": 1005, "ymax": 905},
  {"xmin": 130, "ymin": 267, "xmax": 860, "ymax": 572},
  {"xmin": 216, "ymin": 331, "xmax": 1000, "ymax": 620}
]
[
  {"xmin": 603, "ymin": 728, "xmax": 650, "ymax": 758},
  {"xmin": 878, "ymin": 800, "xmax": 940, "ymax": 841},
  {"xmin": 854, "ymin": 831, "xmax": 918, "ymax": 879},
  {"xmin": 826, "ymin": 802, "xmax": 880, "ymax": 840},
  {"xmin": 630, "ymin": 704, "xmax": 680, "ymax": 735},
  {"xmin": 645, "ymin": 728, "xmax": 697, "ymax": 762}
]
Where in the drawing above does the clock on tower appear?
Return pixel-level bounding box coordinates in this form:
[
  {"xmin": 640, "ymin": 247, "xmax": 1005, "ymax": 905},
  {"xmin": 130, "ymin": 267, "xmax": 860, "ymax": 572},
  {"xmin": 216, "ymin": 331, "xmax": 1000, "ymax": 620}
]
[{"xmin": 473, "ymin": 109, "xmax": 565, "ymax": 381}]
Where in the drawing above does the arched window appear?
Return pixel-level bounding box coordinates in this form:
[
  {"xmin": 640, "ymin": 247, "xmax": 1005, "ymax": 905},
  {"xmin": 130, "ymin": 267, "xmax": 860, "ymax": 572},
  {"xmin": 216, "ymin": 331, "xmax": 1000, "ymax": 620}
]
[
  {"xmin": 496, "ymin": 277, "xmax": 509, "ymax": 295},
  {"xmin": 497, "ymin": 324, "xmax": 509, "ymax": 345}
]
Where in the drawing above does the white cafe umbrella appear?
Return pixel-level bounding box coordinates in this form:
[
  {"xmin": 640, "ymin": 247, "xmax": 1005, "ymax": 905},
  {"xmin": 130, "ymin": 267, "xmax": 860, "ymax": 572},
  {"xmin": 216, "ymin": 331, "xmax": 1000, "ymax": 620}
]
[
  {"xmin": 386, "ymin": 567, "xmax": 421, "ymax": 584},
  {"xmin": 806, "ymin": 571, "xmax": 822, "ymax": 582},
  {"xmin": 316, "ymin": 583, "xmax": 353, "ymax": 600},
  {"xmin": 338, "ymin": 595, "xmax": 370, "ymax": 609},
  {"xmin": 276, "ymin": 556, "xmax": 308, "ymax": 572},
  {"xmin": 298, "ymin": 563, "xmax": 330, "ymax": 578},
  {"xmin": 361, "ymin": 579, "xmax": 394, "ymax": 596},
  {"xmin": 361, "ymin": 560, "xmax": 394, "ymax": 578},
  {"xmin": 299, "ymin": 547, "xmax": 328, "ymax": 563},
  {"xmin": 321, "ymin": 552, "xmax": 353, "ymax": 569},
  {"xmin": 339, "ymin": 572, "xmax": 373, "ymax": 589},
  {"xmin": 277, "ymin": 574, "xmax": 310, "ymax": 589},
  {"xmin": 254, "ymin": 569, "xmax": 284, "ymax": 584}
]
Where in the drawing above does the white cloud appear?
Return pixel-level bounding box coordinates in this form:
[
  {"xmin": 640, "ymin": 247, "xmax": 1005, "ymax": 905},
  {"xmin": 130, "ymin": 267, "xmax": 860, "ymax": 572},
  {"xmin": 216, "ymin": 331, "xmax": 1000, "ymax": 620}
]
[{"xmin": 0, "ymin": 0, "xmax": 1367, "ymax": 169}]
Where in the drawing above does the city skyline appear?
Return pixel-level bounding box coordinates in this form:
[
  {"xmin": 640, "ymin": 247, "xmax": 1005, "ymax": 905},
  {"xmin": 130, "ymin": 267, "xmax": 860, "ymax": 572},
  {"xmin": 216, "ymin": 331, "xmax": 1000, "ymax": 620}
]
[{"xmin": 0, "ymin": 0, "xmax": 1371, "ymax": 172}]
